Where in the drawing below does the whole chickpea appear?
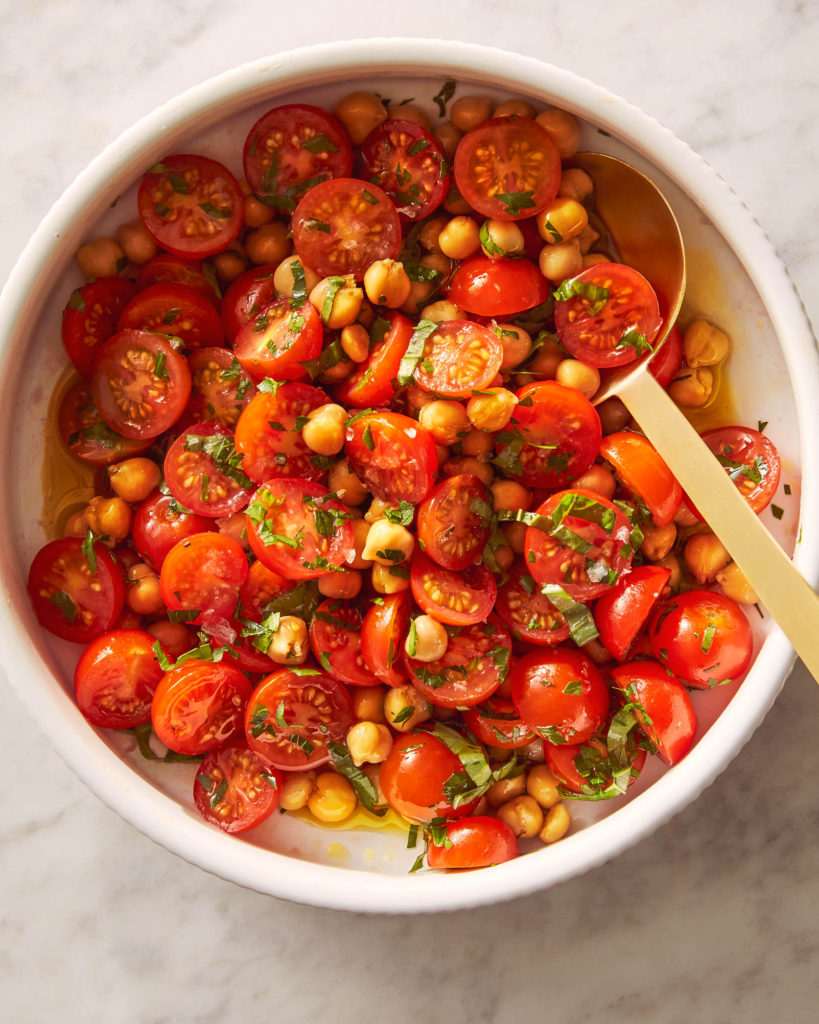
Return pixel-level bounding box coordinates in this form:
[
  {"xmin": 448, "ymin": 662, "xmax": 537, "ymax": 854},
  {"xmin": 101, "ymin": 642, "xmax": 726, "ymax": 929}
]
[
  {"xmin": 715, "ymin": 561, "xmax": 759, "ymax": 605},
  {"xmin": 496, "ymin": 323, "xmax": 533, "ymax": 369},
  {"xmin": 266, "ymin": 616, "xmax": 309, "ymax": 665},
  {"xmin": 526, "ymin": 764, "xmax": 561, "ymax": 809},
  {"xmin": 84, "ymin": 495, "xmax": 132, "ymax": 542},
  {"xmin": 400, "ymin": 252, "xmax": 451, "ymax": 314},
  {"xmin": 244, "ymin": 221, "xmax": 291, "ymax": 265},
  {"xmin": 480, "ymin": 219, "xmax": 525, "ymax": 258},
  {"xmin": 115, "ymin": 220, "xmax": 157, "ymax": 265},
  {"xmin": 212, "ymin": 248, "xmax": 247, "ymax": 284},
  {"xmin": 418, "ymin": 400, "xmax": 470, "ymax": 445},
  {"xmin": 466, "ymin": 388, "xmax": 518, "ymax": 432},
  {"xmin": 371, "ymin": 563, "xmax": 411, "ymax": 594},
  {"xmin": 279, "ymin": 772, "xmax": 316, "ymax": 811},
  {"xmin": 339, "ymin": 323, "xmax": 370, "ymax": 363},
  {"xmin": 308, "ymin": 772, "xmax": 357, "ymax": 823},
  {"xmin": 75, "ymin": 237, "xmax": 125, "ymax": 279},
  {"xmin": 405, "ymin": 614, "xmax": 448, "ymax": 662},
  {"xmin": 107, "ymin": 458, "xmax": 161, "ymax": 503},
  {"xmin": 438, "ymin": 216, "xmax": 481, "ymax": 260},
  {"xmin": 683, "ymin": 319, "xmax": 731, "ymax": 367},
  {"xmin": 334, "ymin": 91, "xmax": 388, "ymax": 144},
  {"xmin": 536, "ymin": 197, "xmax": 589, "ymax": 244},
  {"xmin": 362, "ymin": 519, "xmax": 415, "ymax": 565},
  {"xmin": 442, "ymin": 455, "xmax": 493, "ymax": 488},
  {"xmin": 327, "ymin": 458, "xmax": 369, "ymax": 505},
  {"xmin": 493, "ymin": 98, "xmax": 535, "ymax": 119},
  {"xmin": 273, "ymin": 255, "xmax": 321, "ymax": 299},
  {"xmin": 352, "ymin": 685, "xmax": 386, "ymax": 723},
  {"xmin": 383, "ymin": 684, "xmax": 431, "ymax": 731},
  {"xmin": 572, "ymin": 463, "xmax": 616, "ymax": 500},
  {"xmin": 420, "ymin": 299, "xmax": 463, "ymax": 323},
  {"xmin": 496, "ymin": 794, "xmax": 544, "ymax": 839},
  {"xmin": 525, "ymin": 334, "xmax": 565, "ymax": 379},
  {"xmin": 433, "ymin": 122, "xmax": 462, "ymax": 159},
  {"xmin": 503, "ymin": 521, "xmax": 526, "ymax": 554},
  {"xmin": 640, "ymin": 521, "xmax": 677, "ymax": 562},
  {"xmin": 684, "ymin": 532, "xmax": 731, "ymax": 583},
  {"xmin": 557, "ymin": 167, "xmax": 594, "ymax": 203},
  {"xmin": 539, "ymin": 802, "xmax": 571, "ymax": 843},
  {"xmin": 668, "ymin": 367, "xmax": 714, "ymax": 407},
  {"xmin": 535, "ymin": 108, "xmax": 582, "ymax": 157},
  {"xmin": 347, "ymin": 518, "xmax": 374, "ymax": 570},
  {"xmin": 387, "ymin": 102, "xmax": 431, "ymax": 129},
  {"xmin": 302, "ymin": 403, "xmax": 347, "ymax": 456},
  {"xmin": 539, "ymin": 239, "xmax": 583, "ymax": 282},
  {"xmin": 459, "ymin": 430, "xmax": 494, "ymax": 459},
  {"xmin": 310, "ymin": 275, "xmax": 363, "ymax": 329},
  {"xmin": 451, "ymin": 94, "xmax": 494, "ymax": 132},
  {"xmin": 126, "ymin": 563, "xmax": 164, "ymax": 615},
  {"xmin": 363, "ymin": 259, "xmax": 412, "ymax": 308},
  {"xmin": 597, "ymin": 396, "xmax": 631, "ymax": 435},
  {"xmin": 575, "ymin": 223, "xmax": 600, "ymax": 255},
  {"xmin": 555, "ymin": 358, "xmax": 600, "ymax": 399},
  {"xmin": 417, "ymin": 215, "xmax": 450, "ymax": 252},
  {"xmin": 655, "ymin": 553, "xmax": 684, "ymax": 590},
  {"xmin": 486, "ymin": 773, "xmax": 527, "ymax": 808},
  {"xmin": 318, "ymin": 569, "xmax": 362, "ymax": 600},
  {"xmin": 442, "ymin": 186, "xmax": 471, "ymax": 216},
  {"xmin": 345, "ymin": 722, "xmax": 393, "ymax": 767},
  {"xmin": 147, "ymin": 620, "xmax": 194, "ymax": 661},
  {"xmin": 491, "ymin": 479, "xmax": 531, "ymax": 512},
  {"xmin": 242, "ymin": 191, "xmax": 276, "ymax": 229},
  {"xmin": 582, "ymin": 252, "xmax": 611, "ymax": 269}
]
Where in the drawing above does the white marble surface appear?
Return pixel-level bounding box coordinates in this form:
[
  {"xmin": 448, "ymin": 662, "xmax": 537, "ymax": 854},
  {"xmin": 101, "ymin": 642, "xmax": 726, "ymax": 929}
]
[{"xmin": 2, "ymin": 1, "xmax": 818, "ymax": 1021}]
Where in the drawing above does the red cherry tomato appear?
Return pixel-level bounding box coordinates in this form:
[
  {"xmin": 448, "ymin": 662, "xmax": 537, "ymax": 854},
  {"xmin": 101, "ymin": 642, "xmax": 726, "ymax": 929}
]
[
  {"xmin": 599, "ymin": 431, "xmax": 682, "ymax": 526},
  {"xmin": 345, "ymin": 411, "xmax": 437, "ymax": 504},
  {"xmin": 193, "ymin": 744, "xmax": 282, "ymax": 834},
  {"xmin": 136, "ymin": 253, "xmax": 219, "ymax": 304},
  {"xmin": 74, "ymin": 628, "xmax": 164, "ymax": 729},
  {"xmin": 151, "ymin": 658, "xmax": 252, "ymax": 755},
  {"xmin": 27, "ymin": 538, "xmax": 125, "ymax": 644},
  {"xmin": 58, "ymin": 378, "xmax": 152, "ymax": 465},
  {"xmin": 446, "ymin": 256, "xmax": 550, "ymax": 317},
  {"xmin": 405, "ymin": 619, "xmax": 511, "ymax": 709},
  {"xmin": 509, "ymin": 647, "xmax": 610, "ymax": 746},
  {"xmin": 361, "ymin": 591, "xmax": 411, "ymax": 687},
  {"xmin": 494, "ymin": 560, "xmax": 570, "ymax": 646},
  {"xmin": 131, "ymin": 490, "xmax": 215, "ymax": 571},
  {"xmin": 463, "ymin": 696, "xmax": 535, "ymax": 749},
  {"xmin": 232, "ymin": 297, "xmax": 322, "ymax": 381},
  {"xmin": 291, "ymin": 178, "xmax": 401, "ymax": 280},
  {"xmin": 159, "ymin": 532, "xmax": 249, "ymax": 622},
  {"xmin": 410, "ymin": 552, "xmax": 496, "ymax": 627},
  {"xmin": 61, "ymin": 277, "xmax": 135, "ymax": 376},
  {"xmin": 334, "ymin": 311, "xmax": 413, "ymax": 408},
  {"xmin": 412, "ymin": 319, "xmax": 503, "ymax": 398},
  {"xmin": 610, "ymin": 660, "xmax": 697, "ymax": 765},
  {"xmin": 117, "ymin": 282, "xmax": 224, "ymax": 350},
  {"xmin": 554, "ymin": 263, "xmax": 662, "ymax": 368},
  {"xmin": 220, "ymin": 264, "xmax": 279, "ymax": 344},
  {"xmin": 699, "ymin": 426, "xmax": 781, "ymax": 515},
  {"xmin": 544, "ymin": 731, "xmax": 647, "ymax": 797},
  {"xmin": 380, "ymin": 732, "xmax": 478, "ymax": 823},
  {"xmin": 245, "ymin": 668, "xmax": 354, "ymax": 770},
  {"xmin": 163, "ymin": 422, "xmax": 251, "ymax": 517},
  {"xmin": 416, "ymin": 474, "xmax": 491, "ymax": 571},
  {"xmin": 245, "ymin": 478, "xmax": 355, "ymax": 581},
  {"xmin": 137, "ymin": 154, "xmax": 243, "ymax": 258},
  {"xmin": 184, "ymin": 347, "xmax": 257, "ymax": 429},
  {"xmin": 237, "ymin": 559, "xmax": 294, "ymax": 622},
  {"xmin": 648, "ymin": 325, "xmax": 683, "ymax": 387},
  {"xmin": 594, "ymin": 564, "xmax": 671, "ymax": 661},
  {"xmin": 309, "ymin": 599, "xmax": 377, "ymax": 687},
  {"xmin": 234, "ymin": 382, "xmax": 327, "ymax": 483},
  {"xmin": 508, "ymin": 380, "xmax": 602, "ymax": 488},
  {"xmin": 90, "ymin": 329, "xmax": 191, "ymax": 439},
  {"xmin": 453, "ymin": 117, "xmax": 561, "ymax": 221},
  {"xmin": 648, "ymin": 589, "xmax": 753, "ymax": 689},
  {"xmin": 242, "ymin": 103, "xmax": 353, "ymax": 207},
  {"xmin": 426, "ymin": 816, "xmax": 519, "ymax": 869},
  {"xmin": 524, "ymin": 488, "xmax": 634, "ymax": 602},
  {"xmin": 360, "ymin": 119, "xmax": 450, "ymax": 221}
]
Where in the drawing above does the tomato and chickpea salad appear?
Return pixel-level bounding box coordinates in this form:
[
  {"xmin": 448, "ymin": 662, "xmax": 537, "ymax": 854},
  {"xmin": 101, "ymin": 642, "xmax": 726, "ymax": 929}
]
[{"xmin": 27, "ymin": 83, "xmax": 785, "ymax": 873}]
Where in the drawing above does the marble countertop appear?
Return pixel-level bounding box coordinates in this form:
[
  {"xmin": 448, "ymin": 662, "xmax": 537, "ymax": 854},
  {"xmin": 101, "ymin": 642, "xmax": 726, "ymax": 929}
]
[{"xmin": 2, "ymin": 1, "xmax": 818, "ymax": 1021}]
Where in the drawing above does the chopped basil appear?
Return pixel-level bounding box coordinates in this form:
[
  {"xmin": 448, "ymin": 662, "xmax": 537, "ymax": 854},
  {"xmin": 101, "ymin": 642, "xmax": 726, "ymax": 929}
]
[
  {"xmin": 563, "ymin": 680, "xmax": 583, "ymax": 696},
  {"xmin": 406, "ymin": 138, "xmax": 429, "ymax": 157},
  {"xmin": 290, "ymin": 258, "xmax": 307, "ymax": 308},
  {"xmin": 361, "ymin": 188, "xmax": 379, "ymax": 205},
  {"xmin": 183, "ymin": 432, "xmax": 252, "ymax": 489},
  {"xmin": 392, "ymin": 705, "xmax": 415, "ymax": 725},
  {"xmin": 384, "ymin": 501, "xmax": 415, "ymax": 526},
  {"xmin": 327, "ymin": 741, "xmax": 386, "ymax": 815},
  {"xmin": 496, "ymin": 190, "xmax": 536, "ymax": 216},
  {"xmin": 615, "ymin": 328, "xmax": 653, "ymax": 355},
  {"xmin": 81, "ymin": 529, "xmax": 99, "ymax": 574},
  {"xmin": 540, "ymin": 584, "xmax": 599, "ymax": 645},
  {"xmin": 50, "ymin": 590, "xmax": 76, "ymax": 622},
  {"xmin": 67, "ymin": 288, "xmax": 86, "ymax": 312},
  {"xmin": 406, "ymin": 618, "xmax": 418, "ymax": 657},
  {"xmin": 198, "ymin": 202, "xmax": 231, "ymax": 219},
  {"xmin": 552, "ymin": 278, "xmax": 610, "ymax": 315},
  {"xmin": 321, "ymin": 276, "xmax": 347, "ymax": 323},
  {"xmin": 362, "ymin": 424, "xmax": 375, "ymax": 450},
  {"xmin": 701, "ymin": 622, "xmax": 717, "ymax": 653},
  {"xmin": 396, "ymin": 318, "xmax": 437, "ymax": 385},
  {"xmin": 301, "ymin": 134, "xmax": 339, "ymax": 154},
  {"xmin": 432, "ymin": 79, "xmax": 457, "ymax": 117},
  {"xmin": 478, "ymin": 221, "xmax": 504, "ymax": 257},
  {"xmin": 131, "ymin": 722, "xmax": 202, "ymax": 764},
  {"xmin": 305, "ymin": 217, "xmax": 331, "ymax": 233},
  {"xmin": 167, "ymin": 171, "xmax": 188, "ymax": 194}
]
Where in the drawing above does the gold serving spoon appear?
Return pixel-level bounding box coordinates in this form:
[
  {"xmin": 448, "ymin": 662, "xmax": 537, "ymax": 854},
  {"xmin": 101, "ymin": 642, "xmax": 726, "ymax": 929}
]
[{"xmin": 573, "ymin": 152, "xmax": 819, "ymax": 682}]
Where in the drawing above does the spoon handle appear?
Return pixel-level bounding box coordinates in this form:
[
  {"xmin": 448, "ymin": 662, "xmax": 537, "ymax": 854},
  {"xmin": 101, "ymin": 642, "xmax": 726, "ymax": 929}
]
[{"xmin": 616, "ymin": 369, "xmax": 819, "ymax": 682}]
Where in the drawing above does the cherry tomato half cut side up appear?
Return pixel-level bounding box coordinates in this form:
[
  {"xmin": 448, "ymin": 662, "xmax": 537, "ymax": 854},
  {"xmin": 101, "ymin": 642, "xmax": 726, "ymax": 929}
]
[
  {"xmin": 233, "ymin": 298, "xmax": 323, "ymax": 381},
  {"xmin": 463, "ymin": 697, "xmax": 535, "ymax": 750},
  {"xmin": 159, "ymin": 532, "xmax": 249, "ymax": 622},
  {"xmin": 405, "ymin": 619, "xmax": 511, "ymax": 709},
  {"xmin": 494, "ymin": 561, "xmax": 570, "ymax": 646},
  {"xmin": 117, "ymin": 282, "xmax": 225, "ymax": 350},
  {"xmin": 58, "ymin": 378, "xmax": 153, "ymax": 465},
  {"xmin": 74, "ymin": 628, "xmax": 164, "ymax": 729},
  {"xmin": 447, "ymin": 256, "xmax": 550, "ymax": 317},
  {"xmin": 234, "ymin": 382, "xmax": 328, "ymax": 483},
  {"xmin": 309, "ymin": 599, "xmax": 377, "ymax": 687},
  {"xmin": 193, "ymin": 745, "xmax": 282, "ymax": 834},
  {"xmin": 163, "ymin": 422, "xmax": 251, "ymax": 517},
  {"xmin": 360, "ymin": 119, "xmax": 450, "ymax": 221},
  {"xmin": 416, "ymin": 473, "xmax": 492, "ymax": 571},
  {"xmin": 594, "ymin": 564, "xmax": 671, "ymax": 661},
  {"xmin": 410, "ymin": 552, "xmax": 497, "ymax": 627},
  {"xmin": 379, "ymin": 732, "xmax": 478, "ymax": 823},
  {"xmin": 184, "ymin": 347, "xmax": 257, "ymax": 430},
  {"xmin": 610, "ymin": 660, "xmax": 697, "ymax": 765},
  {"xmin": 136, "ymin": 253, "xmax": 220, "ymax": 305},
  {"xmin": 699, "ymin": 426, "xmax": 781, "ymax": 515},
  {"xmin": 345, "ymin": 411, "xmax": 437, "ymax": 505},
  {"xmin": 61, "ymin": 277, "xmax": 135, "ymax": 377},
  {"xmin": 413, "ymin": 319, "xmax": 503, "ymax": 398},
  {"xmin": 599, "ymin": 431, "xmax": 682, "ymax": 526},
  {"xmin": 426, "ymin": 817, "xmax": 519, "ymax": 870}
]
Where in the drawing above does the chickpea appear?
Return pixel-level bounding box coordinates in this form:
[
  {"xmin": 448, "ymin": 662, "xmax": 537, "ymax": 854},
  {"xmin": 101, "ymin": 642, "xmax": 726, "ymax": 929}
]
[
  {"xmin": 400, "ymin": 252, "xmax": 451, "ymax": 315},
  {"xmin": 418, "ymin": 400, "xmax": 470, "ymax": 445},
  {"xmin": 597, "ymin": 396, "xmax": 630, "ymax": 435},
  {"xmin": 307, "ymin": 772, "xmax": 357, "ymax": 822},
  {"xmin": 362, "ymin": 519, "xmax": 415, "ymax": 565},
  {"xmin": 467, "ymin": 388, "xmax": 518, "ymax": 432},
  {"xmin": 363, "ymin": 259, "xmax": 412, "ymax": 308},
  {"xmin": 526, "ymin": 334, "xmax": 565, "ymax": 379},
  {"xmin": 503, "ymin": 521, "xmax": 527, "ymax": 554},
  {"xmin": 404, "ymin": 383, "xmax": 432, "ymax": 414},
  {"xmin": 244, "ymin": 221, "xmax": 291, "ymax": 266},
  {"xmin": 405, "ymin": 614, "xmax": 448, "ymax": 662},
  {"xmin": 438, "ymin": 216, "xmax": 480, "ymax": 260},
  {"xmin": 495, "ymin": 323, "xmax": 532, "ymax": 370},
  {"xmin": 386, "ymin": 102, "xmax": 430, "ymax": 129},
  {"xmin": 656, "ymin": 553, "xmax": 684, "ymax": 589},
  {"xmin": 668, "ymin": 366, "xmax": 714, "ymax": 407},
  {"xmin": 493, "ymin": 545, "xmax": 515, "ymax": 571},
  {"xmin": 242, "ymin": 192, "xmax": 276, "ymax": 229},
  {"xmin": 337, "ymin": 323, "xmax": 369, "ymax": 364},
  {"xmin": 539, "ymin": 801, "xmax": 571, "ymax": 843},
  {"xmin": 273, "ymin": 254, "xmax": 321, "ymax": 299},
  {"xmin": 539, "ymin": 239, "xmax": 583, "ymax": 282},
  {"xmin": 716, "ymin": 561, "xmax": 759, "ymax": 605},
  {"xmin": 684, "ymin": 532, "xmax": 731, "ymax": 583},
  {"xmin": 480, "ymin": 219, "xmax": 525, "ymax": 258},
  {"xmin": 327, "ymin": 458, "xmax": 368, "ymax": 506},
  {"xmin": 279, "ymin": 772, "xmax": 316, "ymax": 811},
  {"xmin": 352, "ymin": 685, "xmax": 386, "ymax": 723},
  {"xmin": 575, "ymin": 223, "xmax": 600, "ymax": 255},
  {"xmin": 147, "ymin": 620, "xmax": 194, "ymax": 661},
  {"xmin": 459, "ymin": 430, "xmax": 494, "ymax": 459},
  {"xmin": 75, "ymin": 237, "xmax": 125, "ymax": 279},
  {"xmin": 126, "ymin": 563, "xmax": 164, "ymax": 615},
  {"xmin": 433, "ymin": 121, "xmax": 462, "ymax": 159},
  {"xmin": 583, "ymin": 252, "xmax": 610, "ymax": 268},
  {"xmin": 115, "ymin": 219, "xmax": 157, "ymax": 265},
  {"xmin": 347, "ymin": 518, "xmax": 374, "ymax": 571},
  {"xmin": 573, "ymin": 463, "xmax": 616, "ymax": 500},
  {"xmin": 106, "ymin": 457, "xmax": 161, "ymax": 503},
  {"xmin": 266, "ymin": 616, "xmax": 309, "ymax": 665},
  {"xmin": 318, "ymin": 569, "xmax": 362, "ymax": 600},
  {"xmin": 557, "ymin": 167, "xmax": 594, "ymax": 203},
  {"xmin": 451, "ymin": 94, "xmax": 493, "ymax": 132},
  {"xmin": 491, "ymin": 479, "xmax": 531, "ymax": 512},
  {"xmin": 525, "ymin": 764, "xmax": 561, "ymax": 809},
  {"xmin": 84, "ymin": 495, "xmax": 132, "ymax": 542},
  {"xmin": 494, "ymin": 98, "xmax": 535, "ymax": 119},
  {"xmin": 435, "ymin": 444, "xmax": 449, "ymax": 466},
  {"xmin": 535, "ymin": 108, "xmax": 582, "ymax": 157},
  {"xmin": 302, "ymin": 403, "xmax": 346, "ymax": 456},
  {"xmin": 486, "ymin": 773, "xmax": 527, "ymax": 808},
  {"xmin": 442, "ymin": 455, "xmax": 493, "ymax": 488},
  {"xmin": 497, "ymin": 794, "xmax": 544, "ymax": 839},
  {"xmin": 683, "ymin": 319, "xmax": 731, "ymax": 367},
  {"xmin": 536, "ymin": 197, "xmax": 588, "ymax": 244},
  {"xmin": 555, "ymin": 358, "xmax": 600, "ymax": 399},
  {"xmin": 212, "ymin": 248, "xmax": 247, "ymax": 284},
  {"xmin": 62, "ymin": 511, "xmax": 87, "ymax": 539},
  {"xmin": 364, "ymin": 497, "xmax": 392, "ymax": 524},
  {"xmin": 384, "ymin": 684, "xmax": 431, "ymax": 731},
  {"xmin": 345, "ymin": 721, "xmax": 393, "ymax": 767},
  {"xmin": 334, "ymin": 91, "xmax": 387, "ymax": 145},
  {"xmin": 372, "ymin": 563, "xmax": 411, "ymax": 594},
  {"xmin": 420, "ymin": 299, "xmax": 464, "ymax": 324},
  {"xmin": 640, "ymin": 521, "xmax": 677, "ymax": 562},
  {"xmin": 417, "ymin": 215, "xmax": 450, "ymax": 252},
  {"xmin": 443, "ymin": 186, "xmax": 471, "ymax": 216},
  {"xmin": 310, "ymin": 275, "xmax": 363, "ymax": 329}
]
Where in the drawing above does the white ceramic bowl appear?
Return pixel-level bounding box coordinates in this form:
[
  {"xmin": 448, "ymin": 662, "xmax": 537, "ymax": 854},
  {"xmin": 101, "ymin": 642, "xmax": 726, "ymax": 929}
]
[{"xmin": 1, "ymin": 39, "xmax": 817, "ymax": 913}]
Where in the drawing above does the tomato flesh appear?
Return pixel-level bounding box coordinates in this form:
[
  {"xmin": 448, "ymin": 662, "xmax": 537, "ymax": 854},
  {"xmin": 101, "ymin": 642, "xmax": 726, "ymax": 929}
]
[
  {"xmin": 334, "ymin": 311, "xmax": 413, "ymax": 408},
  {"xmin": 494, "ymin": 561, "xmax": 570, "ymax": 645},
  {"xmin": 61, "ymin": 277, "xmax": 135, "ymax": 376},
  {"xmin": 361, "ymin": 591, "xmax": 411, "ymax": 687},
  {"xmin": 131, "ymin": 490, "xmax": 215, "ymax": 571},
  {"xmin": 610, "ymin": 660, "xmax": 697, "ymax": 765},
  {"xmin": 163, "ymin": 422, "xmax": 251, "ymax": 518},
  {"xmin": 58, "ymin": 378, "xmax": 152, "ymax": 465},
  {"xmin": 345, "ymin": 411, "xmax": 437, "ymax": 505},
  {"xmin": 380, "ymin": 732, "xmax": 478, "ymax": 823},
  {"xmin": 413, "ymin": 319, "xmax": 503, "ymax": 398},
  {"xmin": 463, "ymin": 696, "xmax": 535, "ymax": 750},
  {"xmin": 360, "ymin": 119, "xmax": 449, "ymax": 221},
  {"xmin": 410, "ymin": 552, "xmax": 496, "ymax": 627},
  {"xmin": 159, "ymin": 532, "xmax": 249, "ymax": 623},
  {"xmin": 74, "ymin": 628, "xmax": 164, "ymax": 729},
  {"xmin": 405, "ymin": 619, "xmax": 511, "ymax": 709},
  {"xmin": 234, "ymin": 382, "xmax": 327, "ymax": 483},
  {"xmin": 193, "ymin": 744, "xmax": 282, "ymax": 834},
  {"xmin": 233, "ymin": 298, "xmax": 323, "ymax": 381},
  {"xmin": 184, "ymin": 347, "xmax": 256, "ymax": 429},
  {"xmin": 698, "ymin": 426, "xmax": 781, "ymax": 515},
  {"xmin": 309, "ymin": 599, "xmax": 377, "ymax": 687},
  {"xmin": 416, "ymin": 473, "xmax": 491, "ymax": 571},
  {"xmin": 117, "ymin": 282, "xmax": 224, "ymax": 350},
  {"xmin": 594, "ymin": 564, "xmax": 671, "ymax": 661}
]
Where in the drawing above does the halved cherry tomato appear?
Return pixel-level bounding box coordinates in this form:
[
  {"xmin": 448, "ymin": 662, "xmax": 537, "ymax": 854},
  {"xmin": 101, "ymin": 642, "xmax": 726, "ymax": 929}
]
[
  {"xmin": 245, "ymin": 478, "xmax": 355, "ymax": 581},
  {"xmin": 446, "ymin": 256, "xmax": 550, "ymax": 317},
  {"xmin": 27, "ymin": 538, "xmax": 125, "ymax": 644},
  {"xmin": 509, "ymin": 647, "xmax": 610, "ymax": 746},
  {"xmin": 243, "ymin": 103, "xmax": 353, "ymax": 208},
  {"xmin": 599, "ymin": 431, "xmax": 682, "ymax": 526},
  {"xmin": 137, "ymin": 154, "xmax": 243, "ymax": 259},
  {"xmin": 136, "ymin": 253, "xmax": 219, "ymax": 304},
  {"xmin": 361, "ymin": 591, "xmax": 411, "ymax": 687},
  {"xmin": 360, "ymin": 119, "xmax": 450, "ymax": 221},
  {"xmin": 151, "ymin": 657, "xmax": 252, "ymax": 755},
  {"xmin": 220, "ymin": 264, "xmax": 279, "ymax": 344},
  {"xmin": 610, "ymin": 660, "xmax": 697, "ymax": 765},
  {"xmin": 594, "ymin": 564, "xmax": 671, "ymax": 661},
  {"xmin": 524, "ymin": 488, "xmax": 634, "ymax": 602},
  {"xmin": 61, "ymin": 277, "xmax": 135, "ymax": 376},
  {"xmin": 380, "ymin": 731, "xmax": 478, "ymax": 823},
  {"xmin": 309, "ymin": 599, "xmax": 377, "ymax": 687},
  {"xmin": 90, "ymin": 329, "xmax": 191, "ymax": 439},
  {"xmin": 193, "ymin": 744, "xmax": 282, "ymax": 834},
  {"xmin": 345, "ymin": 411, "xmax": 437, "ymax": 504},
  {"xmin": 410, "ymin": 552, "xmax": 496, "ymax": 627},
  {"xmin": 184, "ymin": 347, "xmax": 256, "ymax": 429},
  {"xmin": 413, "ymin": 319, "xmax": 503, "ymax": 398},
  {"xmin": 507, "ymin": 380, "xmax": 602, "ymax": 488},
  {"xmin": 405, "ymin": 619, "xmax": 511, "ymax": 709},
  {"xmin": 232, "ymin": 297, "xmax": 322, "ymax": 381},
  {"xmin": 58, "ymin": 378, "xmax": 153, "ymax": 465},
  {"xmin": 74, "ymin": 628, "xmax": 164, "ymax": 729},
  {"xmin": 291, "ymin": 177, "xmax": 401, "ymax": 280},
  {"xmin": 117, "ymin": 282, "xmax": 225, "ymax": 352},
  {"xmin": 699, "ymin": 426, "xmax": 781, "ymax": 515},
  {"xmin": 648, "ymin": 589, "xmax": 753, "ymax": 689},
  {"xmin": 237, "ymin": 559, "xmax": 294, "ymax": 622},
  {"xmin": 463, "ymin": 696, "xmax": 535, "ymax": 749},
  {"xmin": 163, "ymin": 422, "xmax": 251, "ymax": 517},
  {"xmin": 648, "ymin": 324, "xmax": 683, "ymax": 388},
  {"xmin": 426, "ymin": 816, "xmax": 519, "ymax": 869},
  {"xmin": 554, "ymin": 263, "xmax": 662, "ymax": 367},
  {"xmin": 494, "ymin": 561, "xmax": 570, "ymax": 645},
  {"xmin": 453, "ymin": 117, "xmax": 561, "ymax": 221},
  {"xmin": 544, "ymin": 729, "xmax": 647, "ymax": 797},
  {"xmin": 234, "ymin": 382, "xmax": 327, "ymax": 483},
  {"xmin": 131, "ymin": 490, "xmax": 215, "ymax": 570},
  {"xmin": 416, "ymin": 473, "xmax": 491, "ymax": 571},
  {"xmin": 199, "ymin": 615, "xmax": 281, "ymax": 675},
  {"xmin": 334, "ymin": 311, "xmax": 413, "ymax": 408},
  {"xmin": 245, "ymin": 668, "xmax": 354, "ymax": 770},
  {"xmin": 159, "ymin": 532, "xmax": 248, "ymax": 622}
]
